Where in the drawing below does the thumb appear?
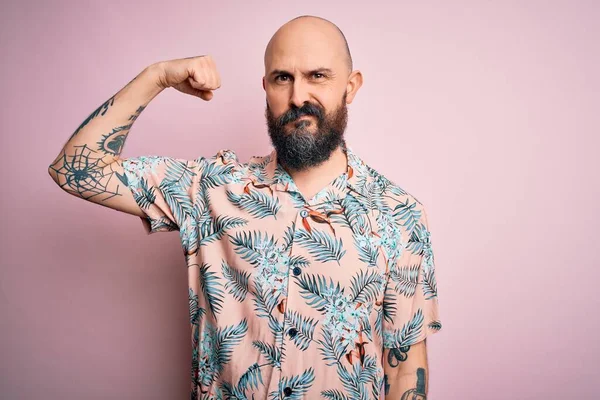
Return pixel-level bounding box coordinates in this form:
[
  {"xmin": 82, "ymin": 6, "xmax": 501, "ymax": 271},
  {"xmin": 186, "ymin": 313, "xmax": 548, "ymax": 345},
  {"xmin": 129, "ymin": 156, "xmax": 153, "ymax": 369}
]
[{"xmin": 198, "ymin": 90, "xmax": 214, "ymax": 101}]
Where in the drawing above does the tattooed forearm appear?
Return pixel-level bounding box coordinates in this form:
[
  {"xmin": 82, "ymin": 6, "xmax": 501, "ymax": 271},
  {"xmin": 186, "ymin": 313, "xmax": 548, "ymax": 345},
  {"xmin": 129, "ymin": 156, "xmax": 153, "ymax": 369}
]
[
  {"xmin": 96, "ymin": 106, "xmax": 146, "ymax": 156},
  {"xmin": 69, "ymin": 96, "xmax": 115, "ymax": 141},
  {"xmin": 400, "ymin": 368, "xmax": 427, "ymax": 399},
  {"xmin": 387, "ymin": 345, "xmax": 411, "ymax": 367},
  {"xmin": 50, "ymin": 65, "xmax": 164, "ymax": 200},
  {"xmin": 49, "ymin": 144, "xmax": 128, "ymax": 201}
]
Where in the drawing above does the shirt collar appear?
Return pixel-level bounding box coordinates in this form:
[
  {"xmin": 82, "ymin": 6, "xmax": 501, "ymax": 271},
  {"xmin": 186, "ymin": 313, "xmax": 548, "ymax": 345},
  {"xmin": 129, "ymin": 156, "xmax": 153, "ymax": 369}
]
[{"xmin": 254, "ymin": 141, "xmax": 370, "ymax": 205}]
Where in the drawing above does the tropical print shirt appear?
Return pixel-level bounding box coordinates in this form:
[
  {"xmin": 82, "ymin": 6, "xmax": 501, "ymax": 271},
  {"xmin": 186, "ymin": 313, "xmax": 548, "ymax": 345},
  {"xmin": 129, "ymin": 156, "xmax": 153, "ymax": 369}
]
[{"xmin": 121, "ymin": 143, "xmax": 442, "ymax": 400}]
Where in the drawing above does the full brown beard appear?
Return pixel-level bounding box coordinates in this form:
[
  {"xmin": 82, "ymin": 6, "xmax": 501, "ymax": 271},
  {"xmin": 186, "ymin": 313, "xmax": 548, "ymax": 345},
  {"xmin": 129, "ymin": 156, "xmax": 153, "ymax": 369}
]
[{"xmin": 265, "ymin": 92, "xmax": 348, "ymax": 171}]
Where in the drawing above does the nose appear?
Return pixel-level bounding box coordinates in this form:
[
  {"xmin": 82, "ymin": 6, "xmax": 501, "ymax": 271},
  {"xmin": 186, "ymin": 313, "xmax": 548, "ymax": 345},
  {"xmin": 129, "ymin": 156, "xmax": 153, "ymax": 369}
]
[{"xmin": 290, "ymin": 79, "xmax": 310, "ymax": 108}]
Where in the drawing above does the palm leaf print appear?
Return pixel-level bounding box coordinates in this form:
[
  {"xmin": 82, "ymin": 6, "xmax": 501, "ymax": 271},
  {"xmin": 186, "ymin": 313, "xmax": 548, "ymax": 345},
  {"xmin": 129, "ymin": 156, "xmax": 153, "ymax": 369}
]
[
  {"xmin": 226, "ymin": 189, "xmax": 281, "ymax": 219},
  {"xmin": 390, "ymin": 264, "xmax": 420, "ymax": 297},
  {"xmin": 221, "ymin": 260, "xmax": 251, "ymax": 302},
  {"xmin": 277, "ymin": 367, "xmax": 315, "ymax": 400},
  {"xmin": 219, "ymin": 382, "xmax": 242, "ymax": 400},
  {"xmin": 393, "ymin": 198, "xmax": 422, "ymax": 236},
  {"xmin": 295, "ymin": 228, "xmax": 346, "ymax": 264},
  {"xmin": 374, "ymin": 305, "xmax": 383, "ymax": 339},
  {"xmin": 199, "ymin": 215, "xmax": 248, "ymax": 246},
  {"xmin": 318, "ymin": 327, "xmax": 348, "ymax": 366},
  {"xmin": 333, "ymin": 193, "xmax": 369, "ymax": 232},
  {"xmin": 252, "ymin": 340, "xmax": 282, "ymax": 368},
  {"xmin": 382, "ymin": 288, "xmax": 397, "ymax": 324},
  {"xmin": 297, "ymin": 273, "xmax": 343, "ymax": 311},
  {"xmin": 253, "ymin": 282, "xmax": 283, "ymax": 336},
  {"xmin": 230, "ymin": 231, "xmax": 277, "ymax": 266},
  {"xmin": 336, "ymin": 355, "xmax": 378, "ymax": 400},
  {"xmin": 387, "ymin": 309, "xmax": 424, "ymax": 348},
  {"xmin": 162, "ymin": 157, "xmax": 196, "ymax": 187},
  {"xmin": 130, "ymin": 176, "xmax": 156, "ymax": 210},
  {"xmin": 321, "ymin": 389, "xmax": 349, "ymax": 400},
  {"xmin": 349, "ymin": 269, "xmax": 384, "ymax": 304},
  {"xmin": 429, "ymin": 320, "xmax": 443, "ymax": 331},
  {"xmin": 364, "ymin": 183, "xmax": 389, "ymax": 213},
  {"xmin": 288, "ymin": 255, "xmax": 310, "ymax": 270},
  {"xmin": 354, "ymin": 234, "xmax": 380, "ymax": 267},
  {"xmin": 199, "ymin": 263, "xmax": 225, "ymax": 318},
  {"xmin": 284, "ymin": 310, "xmax": 318, "ymax": 351},
  {"xmin": 199, "ymin": 159, "xmax": 234, "ymax": 190},
  {"xmin": 406, "ymin": 222, "xmax": 430, "ymax": 254},
  {"xmin": 289, "ymin": 191, "xmax": 308, "ymax": 208},
  {"xmin": 159, "ymin": 180, "xmax": 193, "ymax": 226},
  {"xmin": 216, "ymin": 319, "xmax": 248, "ymax": 368},
  {"xmin": 422, "ymin": 267, "xmax": 438, "ymax": 300},
  {"xmin": 188, "ymin": 288, "xmax": 205, "ymax": 325},
  {"xmin": 282, "ymin": 223, "xmax": 296, "ymax": 251},
  {"xmin": 236, "ymin": 362, "xmax": 264, "ymax": 393}
]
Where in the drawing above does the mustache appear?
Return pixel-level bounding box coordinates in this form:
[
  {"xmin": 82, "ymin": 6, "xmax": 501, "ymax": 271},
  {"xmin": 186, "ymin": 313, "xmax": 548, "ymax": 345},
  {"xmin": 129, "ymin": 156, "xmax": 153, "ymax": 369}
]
[{"xmin": 276, "ymin": 102, "xmax": 324, "ymax": 126}]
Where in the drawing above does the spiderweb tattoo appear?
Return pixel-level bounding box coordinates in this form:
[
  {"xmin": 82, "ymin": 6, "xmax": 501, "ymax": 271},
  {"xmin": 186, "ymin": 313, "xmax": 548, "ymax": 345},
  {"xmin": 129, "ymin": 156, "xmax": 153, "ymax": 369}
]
[{"xmin": 49, "ymin": 144, "xmax": 127, "ymax": 201}]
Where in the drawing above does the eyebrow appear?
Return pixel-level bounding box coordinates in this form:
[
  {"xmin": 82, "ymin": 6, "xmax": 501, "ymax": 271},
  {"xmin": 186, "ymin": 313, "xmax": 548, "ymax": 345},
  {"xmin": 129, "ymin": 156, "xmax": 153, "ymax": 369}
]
[{"xmin": 269, "ymin": 68, "xmax": 334, "ymax": 78}]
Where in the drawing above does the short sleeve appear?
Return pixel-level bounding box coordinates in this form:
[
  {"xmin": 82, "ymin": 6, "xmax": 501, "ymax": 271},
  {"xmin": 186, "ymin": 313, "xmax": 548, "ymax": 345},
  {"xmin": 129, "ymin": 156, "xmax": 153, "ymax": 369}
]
[
  {"xmin": 121, "ymin": 155, "xmax": 199, "ymax": 235},
  {"xmin": 382, "ymin": 207, "xmax": 442, "ymax": 348}
]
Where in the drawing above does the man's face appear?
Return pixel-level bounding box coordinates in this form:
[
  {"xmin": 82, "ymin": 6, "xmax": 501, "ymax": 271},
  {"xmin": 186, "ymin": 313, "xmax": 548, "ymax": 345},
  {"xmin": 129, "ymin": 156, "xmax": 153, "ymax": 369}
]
[{"xmin": 263, "ymin": 27, "xmax": 352, "ymax": 170}]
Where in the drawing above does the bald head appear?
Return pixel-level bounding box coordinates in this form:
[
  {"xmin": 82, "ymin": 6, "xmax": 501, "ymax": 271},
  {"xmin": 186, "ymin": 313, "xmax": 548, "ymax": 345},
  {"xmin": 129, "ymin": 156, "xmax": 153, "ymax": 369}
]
[{"xmin": 264, "ymin": 15, "xmax": 353, "ymax": 74}]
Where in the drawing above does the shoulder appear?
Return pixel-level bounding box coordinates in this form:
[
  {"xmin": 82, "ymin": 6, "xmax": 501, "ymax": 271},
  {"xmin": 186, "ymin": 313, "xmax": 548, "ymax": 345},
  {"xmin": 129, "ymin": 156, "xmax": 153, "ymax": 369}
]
[
  {"xmin": 360, "ymin": 161, "xmax": 433, "ymax": 236},
  {"xmin": 361, "ymin": 160, "xmax": 426, "ymax": 208}
]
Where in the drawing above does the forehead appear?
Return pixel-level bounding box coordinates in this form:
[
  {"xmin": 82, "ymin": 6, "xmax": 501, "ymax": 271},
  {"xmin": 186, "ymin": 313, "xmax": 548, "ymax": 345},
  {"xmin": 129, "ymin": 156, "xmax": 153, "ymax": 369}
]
[{"xmin": 265, "ymin": 29, "xmax": 345, "ymax": 72}]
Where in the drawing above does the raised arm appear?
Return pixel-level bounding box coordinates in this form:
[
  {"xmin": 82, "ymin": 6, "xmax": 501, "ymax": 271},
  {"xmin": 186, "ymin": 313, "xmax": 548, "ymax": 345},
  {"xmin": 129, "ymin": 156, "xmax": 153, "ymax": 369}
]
[{"xmin": 47, "ymin": 56, "xmax": 221, "ymax": 218}]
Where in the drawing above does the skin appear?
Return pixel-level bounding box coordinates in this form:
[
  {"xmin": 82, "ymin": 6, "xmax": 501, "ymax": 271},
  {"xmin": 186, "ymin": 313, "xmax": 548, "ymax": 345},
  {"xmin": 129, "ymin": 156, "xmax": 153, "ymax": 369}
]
[{"xmin": 262, "ymin": 16, "xmax": 363, "ymax": 201}]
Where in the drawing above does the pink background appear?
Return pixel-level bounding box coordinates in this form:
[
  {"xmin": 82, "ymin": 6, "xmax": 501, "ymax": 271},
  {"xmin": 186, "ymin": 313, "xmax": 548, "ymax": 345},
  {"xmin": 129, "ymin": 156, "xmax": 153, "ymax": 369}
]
[{"xmin": 1, "ymin": 0, "xmax": 599, "ymax": 399}]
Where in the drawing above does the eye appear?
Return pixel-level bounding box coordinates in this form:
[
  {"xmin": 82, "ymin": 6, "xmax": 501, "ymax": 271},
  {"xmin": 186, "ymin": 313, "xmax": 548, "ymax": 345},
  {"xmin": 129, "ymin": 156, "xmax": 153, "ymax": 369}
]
[
  {"xmin": 275, "ymin": 75, "xmax": 290, "ymax": 82},
  {"xmin": 313, "ymin": 73, "xmax": 325, "ymax": 79}
]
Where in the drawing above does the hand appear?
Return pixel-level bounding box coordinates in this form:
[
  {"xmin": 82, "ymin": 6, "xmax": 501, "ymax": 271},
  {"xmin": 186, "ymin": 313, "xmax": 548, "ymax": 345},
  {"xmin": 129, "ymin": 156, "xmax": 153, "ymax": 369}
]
[{"xmin": 153, "ymin": 55, "xmax": 221, "ymax": 101}]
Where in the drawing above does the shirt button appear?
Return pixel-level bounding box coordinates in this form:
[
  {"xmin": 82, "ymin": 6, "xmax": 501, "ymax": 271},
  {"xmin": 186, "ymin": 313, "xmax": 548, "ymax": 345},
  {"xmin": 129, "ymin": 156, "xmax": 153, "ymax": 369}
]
[
  {"xmin": 292, "ymin": 266, "xmax": 302, "ymax": 276},
  {"xmin": 300, "ymin": 209, "xmax": 309, "ymax": 218},
  {"xmin": 288, "ymin": 328, "xmax": 298, "ymax": 338},
  {"xmin": 283, "ymin": 387, "xmax": 293, "ymax": 397}
]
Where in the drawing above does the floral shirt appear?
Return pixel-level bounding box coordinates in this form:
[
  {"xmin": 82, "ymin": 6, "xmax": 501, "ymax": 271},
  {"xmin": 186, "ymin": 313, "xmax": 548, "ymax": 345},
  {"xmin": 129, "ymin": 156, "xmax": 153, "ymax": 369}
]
[{"xmin": 121, "ymin": 144, "xmax": 442, "ymax": 400}]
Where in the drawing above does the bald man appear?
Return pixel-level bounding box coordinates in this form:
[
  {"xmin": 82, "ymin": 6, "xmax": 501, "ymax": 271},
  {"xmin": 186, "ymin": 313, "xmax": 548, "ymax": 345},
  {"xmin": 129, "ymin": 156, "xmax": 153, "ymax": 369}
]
[{"xmin": 49, "ymin": 15, "xmax": 442, "ymax": 400}]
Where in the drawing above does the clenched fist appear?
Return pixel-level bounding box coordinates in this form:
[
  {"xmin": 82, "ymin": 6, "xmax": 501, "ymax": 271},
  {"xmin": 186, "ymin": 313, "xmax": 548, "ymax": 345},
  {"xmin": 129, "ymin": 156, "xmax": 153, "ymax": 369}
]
[{"xmin": 154, "ymin": 55, "xmax": 221, "ymax": 101}]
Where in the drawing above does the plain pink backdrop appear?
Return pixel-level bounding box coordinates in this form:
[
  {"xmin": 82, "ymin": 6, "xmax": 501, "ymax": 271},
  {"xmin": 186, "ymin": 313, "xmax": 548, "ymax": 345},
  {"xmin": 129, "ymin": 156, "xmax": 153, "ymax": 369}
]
[{"xmin": 1, "ymin": 0, "xmax": 599, "ymax": 399}]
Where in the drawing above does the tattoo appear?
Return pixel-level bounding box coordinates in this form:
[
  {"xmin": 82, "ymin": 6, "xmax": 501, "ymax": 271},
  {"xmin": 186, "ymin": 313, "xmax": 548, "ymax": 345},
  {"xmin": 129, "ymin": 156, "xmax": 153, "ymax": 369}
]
[
  {"xmin": 400, "ymin": 368, "xmax": 426, "ymax": 400},
  {"xmin": 387, "ymin": 345, "xmax": 411, "ymax": 367},
  {"xmin": 96, "ymin": 105, "xmax": 146, "ymax": 156},
  {"xmin": 97, "ymin": 125, "xmax": 130, "ymax": 156},
  {"xmin": 69, "ymin": 96, "xmax": 115, "ymax": 140},
  {"xmin": 384, "ymin": 374, "xmax": 390, "ymax": 395},
  {"xmin": 49, "ymin": 144, "xmax": 127, "ymax": 201}
]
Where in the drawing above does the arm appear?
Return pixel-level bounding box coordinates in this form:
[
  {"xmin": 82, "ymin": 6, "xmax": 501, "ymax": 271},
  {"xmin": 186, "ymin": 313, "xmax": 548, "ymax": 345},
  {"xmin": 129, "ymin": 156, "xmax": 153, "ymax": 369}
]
[
  {"xmin": 47, "ymin": 64, "xmax": 165, "ymax": 217},
  {"xmin": 384, "ymin": 340, "xmax": 430, "ymax": 399},
  {"xmin": 47, "ymin": 55, "xmax": 220, "ymax": 218}
]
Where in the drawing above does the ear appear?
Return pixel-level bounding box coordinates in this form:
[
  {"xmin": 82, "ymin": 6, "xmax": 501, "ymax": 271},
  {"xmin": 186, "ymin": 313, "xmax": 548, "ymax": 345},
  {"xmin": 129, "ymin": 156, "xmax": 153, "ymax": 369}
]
[
  {"xmin": 345, "ymin": 70, "xmax": 363, "ymax": 104},
  {"xmin": 262, "ymin": 76, "xmax": 266, "ymax": 91}
]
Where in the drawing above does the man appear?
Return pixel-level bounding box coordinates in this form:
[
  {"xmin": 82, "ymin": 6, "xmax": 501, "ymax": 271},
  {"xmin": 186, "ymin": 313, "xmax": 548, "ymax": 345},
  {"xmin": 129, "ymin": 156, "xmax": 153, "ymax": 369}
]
[{"xmin": 48, "ymin": 15, "xmax": 442, "ymax": 400}]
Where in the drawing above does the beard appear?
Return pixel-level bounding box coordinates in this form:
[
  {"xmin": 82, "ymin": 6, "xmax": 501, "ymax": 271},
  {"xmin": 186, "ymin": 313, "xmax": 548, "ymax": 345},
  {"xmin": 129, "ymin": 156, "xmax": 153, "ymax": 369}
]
[{"xmin": 265, "ymin": 92, "xmax": 348, "ymax": 171}]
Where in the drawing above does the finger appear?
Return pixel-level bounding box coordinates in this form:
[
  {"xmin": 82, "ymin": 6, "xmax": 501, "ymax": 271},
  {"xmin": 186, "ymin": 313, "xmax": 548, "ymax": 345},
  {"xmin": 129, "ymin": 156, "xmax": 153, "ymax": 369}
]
[
  {"xmin": 199, "ymin": 90, "xmax": 213, "ymax": 101},
  {"xmin": 188, "ymin": 76, "xmax": 205, "ymax": 90}
]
